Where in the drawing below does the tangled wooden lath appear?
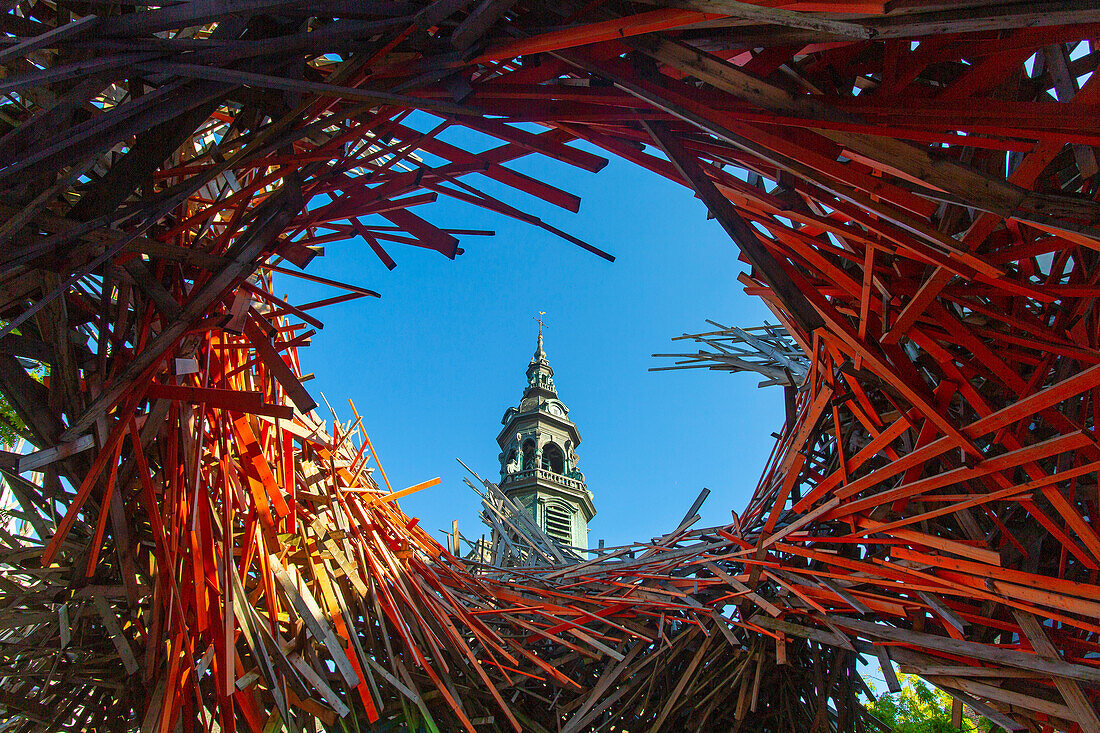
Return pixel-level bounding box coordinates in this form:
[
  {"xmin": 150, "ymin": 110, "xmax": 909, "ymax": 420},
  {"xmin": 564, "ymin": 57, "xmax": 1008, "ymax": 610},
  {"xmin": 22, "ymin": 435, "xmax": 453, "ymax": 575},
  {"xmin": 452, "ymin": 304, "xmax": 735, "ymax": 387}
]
[{"xmin": 2, "ymin": 1, "xmax": 1100, "ymax": 731}]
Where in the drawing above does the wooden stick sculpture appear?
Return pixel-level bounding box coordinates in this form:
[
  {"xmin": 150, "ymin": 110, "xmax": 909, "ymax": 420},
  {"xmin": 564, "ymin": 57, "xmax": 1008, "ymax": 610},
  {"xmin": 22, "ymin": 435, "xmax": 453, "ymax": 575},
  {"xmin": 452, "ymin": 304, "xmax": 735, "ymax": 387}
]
[{"xmin": 1, "ymin": 1, "xmax": 1100, "ymax": 730}]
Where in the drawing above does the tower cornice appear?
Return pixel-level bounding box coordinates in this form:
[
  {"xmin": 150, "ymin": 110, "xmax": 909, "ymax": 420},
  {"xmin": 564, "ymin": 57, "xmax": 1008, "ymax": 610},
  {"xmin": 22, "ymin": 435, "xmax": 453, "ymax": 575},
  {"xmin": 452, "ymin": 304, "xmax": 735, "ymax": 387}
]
[{"xmin": 497, "ymin": 409, "xmax": 582, "ymax": 450}]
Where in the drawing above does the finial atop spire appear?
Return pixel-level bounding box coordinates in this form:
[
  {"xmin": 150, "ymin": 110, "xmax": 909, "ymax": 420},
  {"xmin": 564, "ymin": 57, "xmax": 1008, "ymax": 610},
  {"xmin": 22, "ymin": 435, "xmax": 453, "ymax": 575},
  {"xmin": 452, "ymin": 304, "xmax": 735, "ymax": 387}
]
[{"xmin": 533, "ymin": 311, "xmax": 547, "ymax": 360}]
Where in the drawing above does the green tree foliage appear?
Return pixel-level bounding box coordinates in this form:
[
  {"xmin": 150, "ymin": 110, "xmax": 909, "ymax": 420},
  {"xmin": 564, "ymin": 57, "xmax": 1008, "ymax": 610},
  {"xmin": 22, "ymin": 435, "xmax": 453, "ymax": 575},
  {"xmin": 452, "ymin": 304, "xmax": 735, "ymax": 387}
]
[
  {"xmin": 0, "ymin": 322, "xmax": 46, "ymax": 449},
  {"xmin": 863, "ymin": 673, "xmax": 992, "ymax": 733},
  {"xmin": 0, "ymin": 390, "xmax": 28, "ymax": 448}
]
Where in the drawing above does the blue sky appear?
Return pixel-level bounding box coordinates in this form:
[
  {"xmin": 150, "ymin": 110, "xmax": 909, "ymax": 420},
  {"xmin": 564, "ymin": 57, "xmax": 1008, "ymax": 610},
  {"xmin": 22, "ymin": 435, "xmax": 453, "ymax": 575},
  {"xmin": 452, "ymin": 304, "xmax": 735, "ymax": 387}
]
[{"xmin": 277, "ymin": 117, "xmax": 785, "ymax": 551}]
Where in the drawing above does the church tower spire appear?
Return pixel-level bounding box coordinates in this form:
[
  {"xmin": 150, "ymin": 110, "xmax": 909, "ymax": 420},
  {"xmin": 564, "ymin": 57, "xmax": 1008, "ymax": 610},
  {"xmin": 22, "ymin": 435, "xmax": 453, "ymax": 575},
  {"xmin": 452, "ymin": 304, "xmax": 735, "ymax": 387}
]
[
  {"xmin": 526, "ymin": 314, "xmax": 555, "ymax": 397},
  {"xmin": 496, "ymin": 320, "xmax": 595, "ymax": 556}
]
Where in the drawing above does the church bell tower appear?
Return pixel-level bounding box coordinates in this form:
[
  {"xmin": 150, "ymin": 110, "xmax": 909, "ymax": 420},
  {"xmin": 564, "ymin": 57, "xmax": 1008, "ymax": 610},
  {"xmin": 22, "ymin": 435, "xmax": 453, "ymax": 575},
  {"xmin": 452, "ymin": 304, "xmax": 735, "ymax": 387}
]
[{"xmin": 496, "ymin": 324, "xmax": 595, "ymax": 551}]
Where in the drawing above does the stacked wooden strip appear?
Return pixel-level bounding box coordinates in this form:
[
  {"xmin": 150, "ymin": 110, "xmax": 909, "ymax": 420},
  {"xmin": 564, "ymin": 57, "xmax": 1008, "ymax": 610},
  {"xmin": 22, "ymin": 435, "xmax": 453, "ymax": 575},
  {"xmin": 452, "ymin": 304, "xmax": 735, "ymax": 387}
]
[{"xmin": 653, "ymin": 320, "xmax": 810, "ymax": 387}]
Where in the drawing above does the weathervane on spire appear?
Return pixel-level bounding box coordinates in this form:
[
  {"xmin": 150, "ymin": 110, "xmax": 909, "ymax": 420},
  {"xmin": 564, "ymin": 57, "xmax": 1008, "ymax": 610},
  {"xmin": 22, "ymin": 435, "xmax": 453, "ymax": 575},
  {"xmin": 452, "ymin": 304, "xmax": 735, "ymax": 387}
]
[{"xmin": 532, "ymin": 312, "xmax": 548, "ymax": 361}]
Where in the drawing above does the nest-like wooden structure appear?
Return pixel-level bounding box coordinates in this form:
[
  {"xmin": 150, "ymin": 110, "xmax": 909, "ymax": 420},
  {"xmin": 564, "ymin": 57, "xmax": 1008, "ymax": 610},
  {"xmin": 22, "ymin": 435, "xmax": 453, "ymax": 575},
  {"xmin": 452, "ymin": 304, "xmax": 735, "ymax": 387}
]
[{"xmin": 1, "ymin": 1, "xmax": 1100, "ymax": 731}]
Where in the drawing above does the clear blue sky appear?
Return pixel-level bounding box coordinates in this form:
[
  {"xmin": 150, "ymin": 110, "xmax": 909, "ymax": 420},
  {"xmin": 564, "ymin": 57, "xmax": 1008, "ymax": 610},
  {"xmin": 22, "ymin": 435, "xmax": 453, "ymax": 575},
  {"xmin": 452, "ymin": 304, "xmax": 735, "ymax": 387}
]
[{"xmin": 277, "ymin": 115, "xmax": 785, "ymax": 551}]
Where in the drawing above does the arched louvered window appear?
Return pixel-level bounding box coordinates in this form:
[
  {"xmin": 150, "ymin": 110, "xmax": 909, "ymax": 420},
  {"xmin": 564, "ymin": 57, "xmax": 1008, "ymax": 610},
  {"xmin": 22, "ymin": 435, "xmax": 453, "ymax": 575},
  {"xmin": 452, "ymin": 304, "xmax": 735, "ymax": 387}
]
[
  {"xmin": 541, "ymin": 442, "xmax": 564, "ymax": 474},
  {"xmin": 544, "ymin": 504, "xmax": 572, "ymax": 546}
]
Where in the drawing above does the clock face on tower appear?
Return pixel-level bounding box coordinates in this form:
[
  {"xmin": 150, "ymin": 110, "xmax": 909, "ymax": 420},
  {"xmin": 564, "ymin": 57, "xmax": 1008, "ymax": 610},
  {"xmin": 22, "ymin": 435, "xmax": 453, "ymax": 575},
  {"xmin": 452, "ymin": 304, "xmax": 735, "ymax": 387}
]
[{"xmin": 548, "ymin": 403, "xmax": 564, "ymax": 417}]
